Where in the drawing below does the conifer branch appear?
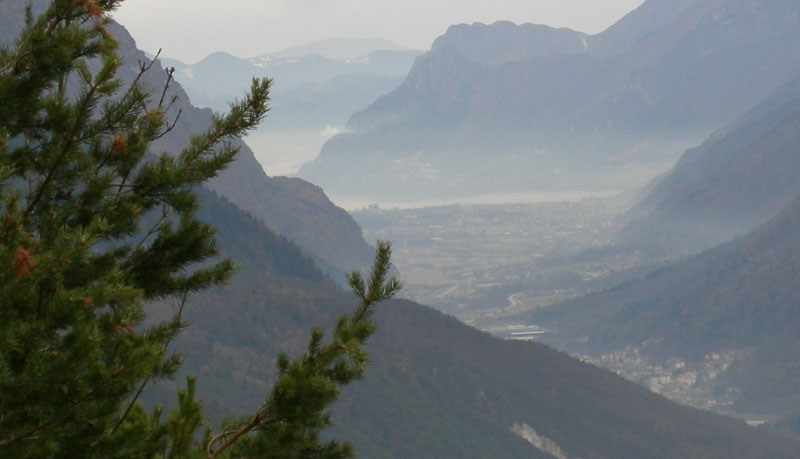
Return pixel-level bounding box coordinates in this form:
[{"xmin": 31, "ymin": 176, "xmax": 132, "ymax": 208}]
[
  {"xmin": 0, "ymin": 2, "xmax": 389, "ymax": 456},
  {"xmin": 110, "ymin": 290, "xmax": 190, "ymax": 436},
  {"xmin": 204, "ymin": 242, "xmax": 400, "ymax": 458},
  {"xmin": 0, "ymin": 422, "xmax": 50, "ymax": 449}
]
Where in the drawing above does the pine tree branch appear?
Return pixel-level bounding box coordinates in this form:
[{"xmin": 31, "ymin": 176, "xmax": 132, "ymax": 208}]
[
  {"xmin": 206, "ymin": 415, "xmax": 265, "ymax": 459},
  {"xmin": 204, "ymin": 242, "xmax": 400, "ymax": 457},
  {"xmin": 151, "ymin": 109, "xmax": 182, "ymax": 141},
  {"xmin": 158, "ymin": 67, "xmax": 175, "ymax": 108},
  {"xmin": 0, "ymin": 422, "xmax": 51, "ymax": 448},
  {"xmin": 23, "ymin": 78, "xmax": 101, "ymax": 219},
  {"xmin": 109, "ymin": 291, "xmax": 189, "ymax": 436}
]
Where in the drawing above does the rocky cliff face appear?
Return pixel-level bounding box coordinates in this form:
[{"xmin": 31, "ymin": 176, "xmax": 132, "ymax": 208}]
[{"xmin": 430, "ymin": 20, "xmax": 588, "ymax": 67}]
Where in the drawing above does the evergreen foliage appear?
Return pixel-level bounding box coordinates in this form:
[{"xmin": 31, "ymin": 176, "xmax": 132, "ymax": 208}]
[
  {"xmin": 0, "ymin": 1, "xmax": 399, "ymax": 456},
  {"xmin": 207, "ymin": 243, "xmax": 401, "ymax": 458}
]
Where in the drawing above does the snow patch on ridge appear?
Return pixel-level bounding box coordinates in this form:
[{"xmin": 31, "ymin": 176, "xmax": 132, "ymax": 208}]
[{"xmin": 511, "ymin": 423, "xmax": 570, "ymax": 459}]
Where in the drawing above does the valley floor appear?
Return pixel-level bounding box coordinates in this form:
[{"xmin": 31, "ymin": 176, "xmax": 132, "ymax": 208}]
[
  {"xmin": 352, "ymin": 196, "xmax": 636, "ymax": 324},
  {"xmin": 351, "ymin": 197, "xmax": 772, "ymax": 425}
]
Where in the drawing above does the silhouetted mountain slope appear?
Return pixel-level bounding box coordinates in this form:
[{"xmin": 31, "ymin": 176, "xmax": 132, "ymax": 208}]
[
  {"xmin": 335, "ymin": 299, "xmax": 800, "ymax": 458},
  {"xmin": 588, "ymin": 0, "xmax": 700, "ymax": 58},
  {"xmin": 105, "ymin": 22, "xmax": 377, "ymax": 275},
  {"xmin": 618, "ymin": 72, "xmax": 800, "ymax": 256},
  {"xmin": 534, "ymin": 195, "xmax": 800, "ymax": 419},
  {"xmin": 4, "ymin": 1, "xmax": 377, "ymax": 277},
  {"xmin": 195, "ymin": 188, "xmax": 324, "ymax": 282},
  {"xmin": 299, "ymin": 0, "xmax": 800, "ymax": 202},
  {"xmin": 430, "ymin": 20, "xmax": 588, "ymax": 67}
]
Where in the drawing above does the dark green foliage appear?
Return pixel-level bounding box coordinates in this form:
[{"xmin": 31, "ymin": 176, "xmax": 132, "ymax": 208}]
[
  {"xmin": 0, "ymin": 0, "xmax": 264, "ymax": 454},
  {"xmin": 0, "ymin": 1, "xmax": 398, "ymax": 457},
  {"xmin": 194, "ymin": 188, "xmax": 323, "ymax": 282},
  {"xmin": 206, "ymin": 242, "xmax": 401, "ymax": 458}
]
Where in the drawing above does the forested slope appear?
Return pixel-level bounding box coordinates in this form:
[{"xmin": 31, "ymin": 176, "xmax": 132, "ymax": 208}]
[
  {"xmin": 535, "ymin": 194, "xmax": 800, "ymax": 420},
  {"xmin": 173, "ymin": 188, "xmax": 800, "ymax": 458},
  {"xmin": 618, "ymin": 73, "xmax": 800, "ymax": 256}
]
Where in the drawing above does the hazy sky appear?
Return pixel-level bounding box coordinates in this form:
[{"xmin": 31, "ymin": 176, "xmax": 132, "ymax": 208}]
[{"xmin": 114, "ymin": 1, "xmax": 644, "ymax": 63}]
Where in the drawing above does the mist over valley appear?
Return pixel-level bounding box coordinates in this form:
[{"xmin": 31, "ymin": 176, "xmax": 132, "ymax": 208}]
[
  {"xmin": 146, "ymin": 0, "xmax": 800, "ymax": 447},
  {"xmin": 5, "ymin": 0, "xmax": 800, "ymax": 456}
]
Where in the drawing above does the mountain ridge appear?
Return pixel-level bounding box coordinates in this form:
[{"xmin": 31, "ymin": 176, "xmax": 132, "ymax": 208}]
[
  {"xmin": 617, "ymin": 71, "xmax": 800, "ymax": 256},
  {"xmin": 532, "ymin": 192, "xmax": 800, "ymax": 419},
  {"xmin": 161, "ymin": 48, "xmax": 421, "ymax": 113},
  {"xmin": 100, "ymin": 22, "xmax": 378, "ymax": 276},
  {"xmin": 263, "ymin": 37, "xmax": 411, "ymax": 60},
  {"xmin": 299, "ymin": 0, "xmax": 800, "ymax": 202},
  {"xmin": 5, "ymin": 2, "xmax": 800, "ymax": 456}
]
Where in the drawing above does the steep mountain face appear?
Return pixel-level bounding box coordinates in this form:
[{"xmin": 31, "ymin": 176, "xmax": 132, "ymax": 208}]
[
  {"xmin": 527, "ymin": 35, "xmax": 800, "ymax": 427},
  {"xmin": 596, "ymin": 0, "xmax": 800, "ymax": 130},
  {"xmin": 588, "ymin": 0, "xmax": 701, "ymax": 58},
  {"xmin": 430, "ymin": 20, "xmax": 588, "ymax": 67},
  {"xmin": 159, "ymin": 40, "xmax": 420, "ymax": 179},
  {"xmin": 617, "ymin": 73, "xmax": 800, "ymax": 256},
  {"xmin": 109, "ymin": 24, "xmax": 377, "ymax": 275},
  {"xmin": 299, "ymin": 0, "xmax": 800, "ymax": 202},
  {"xmin": 0, "ymin": 0, "xmax": 375, "ymax": 277},
  {"xmin": 532, "ymin": 194, "xmax": 800, "ymax": 419}
]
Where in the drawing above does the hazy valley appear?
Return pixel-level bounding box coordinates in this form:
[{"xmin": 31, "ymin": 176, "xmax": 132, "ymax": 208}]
[
  {"xmin": 144, "ymin": 0, "xmax": 800, "ymax": 451},
  {"xmin": 5, "ymin": 0, "xmax": 800, "ymax": 457},
  {"xmin": 352, "ymin": 198, "xmax": 633, "ymax": 322},
  {"xmin": 162, "ymin": 41, "xmax": 421, "ymax": 176}
]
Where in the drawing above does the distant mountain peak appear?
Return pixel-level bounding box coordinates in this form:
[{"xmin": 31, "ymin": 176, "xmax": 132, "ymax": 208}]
[
  {"xmin": 299, "ymin": 0, "xmax": 800, "ymax": 203},
  {"xmin": 262, "ymin": 37, "xmax": 411, "ymax": 61},
  {"xmin": 430, "ymin": 20, "xmax": 588, "ymax": 67}
]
